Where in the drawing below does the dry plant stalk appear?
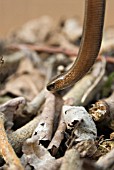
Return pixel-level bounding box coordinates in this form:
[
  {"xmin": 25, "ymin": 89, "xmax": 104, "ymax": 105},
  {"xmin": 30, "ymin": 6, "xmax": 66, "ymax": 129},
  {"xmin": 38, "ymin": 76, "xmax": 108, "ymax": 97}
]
[
  {"xmin": 22, "ymin": 141, "xmax": 55, "ymax": 170},
  {"xmin": 6, "ymin": 43, "xmax": 114, "ymax": 64},
  {"xmin": 89, "ymin": 91, "xmax": 114, "ymax": 129},
  {"xmin": 22, "ymin": 141, "xmax": 63, "ymax": 170},
  {"xmin": 52, "ymin": 158, "xmax": 63, "ymax": 170},
  {"xmin": 32, "ymin": 91, "xmax": 55, "ymax": 146},
  {"xmin": 6, "ymin": 44, "xmax": 114, "ymax": 63},
  {"xmin": 60, "ymin": 149, "xmax": 82, "ymax": 170},
  {"xmin": 54, "ymin": 94, "xmax": 64, "ymax": 130},
  {"xmin": 63, "ymin": 58, "xmax": 106, "ymax": 106},
  {"xmin": 98, "ymin": 55, "xmax": 114, "ymax": 64},
  {"xmin": 0, "ymin": 96, "xmax": 26, "ymax": 129},
  {"xmin": 101, "ymin": 38, "xmax": 114, "ymax": 53},
  {"xmin": 82, "ymin": 160, "xmax": 101, "ymax": 170},
  {"xmin": 48, "ymin": 112, "xmax": 66, "ymax": 156},
  {"xmin": 0, "ymin": 52, "xmax": 25, "ymax": 82},
  {"xmin": 24, "ymin": 88, "xmax": 45, "ymax": 115},
  {"xmin": 96, "ymin": 148, "xmax": 114, "ymax": 170},
  {"xmin": 59, "ymin": 148, "xmax": 114, "ymax": 170},
  {"xmin": 6, "ymin": 44, "xmax": 79, "ymax": 57},
  {"xmin": 60, "ymin": 149, "xmax": 101, "ymax": 170},
  {"xmin": 8, "ymin": 115, "xmax": 40, "ymax": 154},
  {"xmin": 0, "ymin": 112, "xmax": 24, "ymax": 170}
]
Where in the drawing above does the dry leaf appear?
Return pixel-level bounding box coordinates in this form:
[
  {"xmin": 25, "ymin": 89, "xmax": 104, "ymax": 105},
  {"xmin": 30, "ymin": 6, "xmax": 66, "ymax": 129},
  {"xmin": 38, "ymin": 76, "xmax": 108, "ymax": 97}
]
[
  {"xmin": 63, "ymin": 106, "xmax": 97, "ymax": 141},
  {"xmin": 22, "ymin": 140, "xmax": 55, "ymax": 170},
  {"xmin": 10, "ymin": 16, "xmax": 54, "ymax": 43},
  {"xmin": 0, "ymin": 58, "xmax": 45, "ymax": 100},
  {"xmin": 62, "ymin": 17, "xmax": 82, "ymax": 42},
  {"xmin": 0, "ymin": 97, "xmax": 26, "ymax": 130}
]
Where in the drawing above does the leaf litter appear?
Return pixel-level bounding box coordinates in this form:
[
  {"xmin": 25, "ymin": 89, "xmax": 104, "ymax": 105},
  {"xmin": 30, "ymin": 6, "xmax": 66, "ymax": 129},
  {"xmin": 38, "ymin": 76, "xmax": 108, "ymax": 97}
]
[{"xmin": 0, "ymin": 16, "xmax": 114, "ymax": 169}]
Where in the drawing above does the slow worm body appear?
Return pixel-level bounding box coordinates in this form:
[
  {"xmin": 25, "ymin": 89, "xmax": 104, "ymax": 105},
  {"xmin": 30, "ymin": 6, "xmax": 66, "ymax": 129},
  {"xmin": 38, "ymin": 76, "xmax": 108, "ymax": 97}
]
[{"xmin": 47, "ymin": 0, "xmax": 106, "ymax": 92}]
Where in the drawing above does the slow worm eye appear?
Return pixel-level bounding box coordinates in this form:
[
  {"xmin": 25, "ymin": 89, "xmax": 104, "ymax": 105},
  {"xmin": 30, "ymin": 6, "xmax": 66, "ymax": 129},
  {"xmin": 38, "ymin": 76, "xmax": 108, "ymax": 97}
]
[{"xmin": 47, "ymin": 83, "xmax": 55, "ymax": 91}]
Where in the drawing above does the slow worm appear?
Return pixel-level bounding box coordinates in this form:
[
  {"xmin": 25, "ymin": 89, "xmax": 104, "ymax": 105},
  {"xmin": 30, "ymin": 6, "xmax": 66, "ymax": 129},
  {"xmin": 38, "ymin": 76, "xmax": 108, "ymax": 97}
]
[{"xmin": 47, "ymin": 0, "xmax": 106, "ymax": 92}]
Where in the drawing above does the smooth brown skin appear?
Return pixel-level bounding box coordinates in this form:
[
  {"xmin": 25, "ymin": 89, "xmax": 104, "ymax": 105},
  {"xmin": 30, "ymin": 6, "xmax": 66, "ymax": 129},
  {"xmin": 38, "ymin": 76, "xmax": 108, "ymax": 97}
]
[{"xmin": 47, "ymin": 0, "xmax": 106, "ymax": 92}]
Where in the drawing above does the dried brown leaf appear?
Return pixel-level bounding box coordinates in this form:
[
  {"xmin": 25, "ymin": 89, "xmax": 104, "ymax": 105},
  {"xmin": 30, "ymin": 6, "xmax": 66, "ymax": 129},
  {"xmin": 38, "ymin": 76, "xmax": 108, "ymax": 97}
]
[
  {"xmin": 62, "ymin": 17, "xmax": 82, "ymax": 42},
  {"xmin": 75, "ymin": 139, "xmax": 97, "ymax": 157},
  {"xmin": 10, "ymin": 16, "xmax": 54, "ymax": 43},
  {"xmin": 0, "ymin": 58, "xmax": 45, "ymax": 100},
  {"xmin": 47, "ymin": 32, "xmax": 76, "ymax": 50},
  {"xmin": 0, "ymin": 97, "xmax": 26, "ymax": 129},
  {"xmin": 0, "ymin": 52, "xmax": 25, "ymax": 82}
]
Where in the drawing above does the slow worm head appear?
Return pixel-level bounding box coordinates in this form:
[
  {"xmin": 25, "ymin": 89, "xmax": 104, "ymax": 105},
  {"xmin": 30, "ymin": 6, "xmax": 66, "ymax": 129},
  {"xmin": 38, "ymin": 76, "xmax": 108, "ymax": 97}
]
[{"xmin": 47, "ymin": 0, "xmax": 106, "ymax": 92}]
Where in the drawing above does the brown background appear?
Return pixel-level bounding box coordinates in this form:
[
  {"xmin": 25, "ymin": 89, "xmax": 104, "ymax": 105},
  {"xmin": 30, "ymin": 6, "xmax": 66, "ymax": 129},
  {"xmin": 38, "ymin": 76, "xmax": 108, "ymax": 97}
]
[{"xmin": 0, "ymin": 0, "xmax": 113, "ymax": 38}]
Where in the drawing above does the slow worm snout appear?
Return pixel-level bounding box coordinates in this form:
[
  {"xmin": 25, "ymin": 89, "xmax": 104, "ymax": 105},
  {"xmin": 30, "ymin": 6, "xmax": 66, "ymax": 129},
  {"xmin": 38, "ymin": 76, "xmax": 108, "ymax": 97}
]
[{"xmin": 47, "ymin": 0, "xmax": 106, "ymax": 92}]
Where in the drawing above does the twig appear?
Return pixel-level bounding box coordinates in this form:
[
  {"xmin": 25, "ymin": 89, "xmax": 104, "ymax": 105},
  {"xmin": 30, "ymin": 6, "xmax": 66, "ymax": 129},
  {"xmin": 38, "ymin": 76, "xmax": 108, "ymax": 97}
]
[
  {"xmin": 82, "ymin": 160, "xmax": 102, "ymax": 170},
  {"xmin": 105, "ymin": 56, "xmax": 114, "ymax": 63},
  {"xmin": 0, "ymin": 97, "xmax": 26, "ymax": 130},
  {"xmin": 0, "ymin": 51, "xmax": 25, "ymax": 82},
  {"xmin": 48, "ymin": 112, "xmax": 66, "ymax": 156},
  {"xmin": 50, "ymin": 158, "xmax": 63, "ymax": 170},
  {"xmin": 22, "ymin": 138, "xmax": 62, "ymax": 170},
  {"xmin": 8, "ymin": 115, "xmax": 40, "ymax": 154},
  {"xmin": 24, "ymin": 88, "xmax": 46, "ymax": 115},
  {"xmin": 45, "ymin": 56, "xmax": 58, "ymax": 84},
  {"xmin": 98, "ymin": 55, "xmax": 114, "ymax": 64},
  {"xmin": 100, "ymin": 38, "xmax": 114, "ymax": 53},
  {"xmin": 6, "ymin": 44, "xmax": 78, "ymax": 57},
  {"xmin": 6, "ymin": 44, "xmax": 114, "ymax": 64},
  {"xmin": 60, "ymin": 149, "xmax": 101, "ymax": 170},
  {"xmin": 89, "ymin": 91, "xmax": 114, "ymax": 129},
  {"xmin": 32, "ymin": 90, "xmax": 55, "ymax": 147},
  {"xmin": 0, "ymin": 112, "xmax": 24, "ymax": 170},
  {"xmin": 63, "ymin": 58, "xmax": 106, "ymax": 106},
  {"xmin": 53, "ymin": 94, "xmax": 64, "ymax": 135},
  {"xmin": 96, "ymin": 148, "xmax": 114, "ymax": 170},
  {"xmin": 60, "ymin": 149, "xmax": 82, "ymax": 170}
]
